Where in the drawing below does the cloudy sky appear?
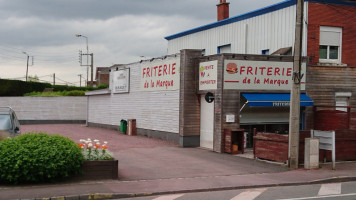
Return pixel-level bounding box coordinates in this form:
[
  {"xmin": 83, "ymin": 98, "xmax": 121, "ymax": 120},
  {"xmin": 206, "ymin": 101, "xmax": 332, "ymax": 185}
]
[{"xmin": 0, "ymin": 0, "xmax": 285, "ymax": 86}]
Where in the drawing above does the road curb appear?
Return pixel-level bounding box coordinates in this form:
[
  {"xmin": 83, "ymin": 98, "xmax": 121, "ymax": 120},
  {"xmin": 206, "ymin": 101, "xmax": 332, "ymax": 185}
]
[{"xmin": 31, "ymin": 176, "xmax": 356, "ymax": 199}]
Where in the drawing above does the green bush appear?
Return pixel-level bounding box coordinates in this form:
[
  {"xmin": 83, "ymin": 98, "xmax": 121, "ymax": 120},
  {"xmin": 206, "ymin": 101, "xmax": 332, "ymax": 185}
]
[
  {"xmin": 0, "ymin": 132, "xmax": 83, "ymax": 184},
  {"xmin": 24, "ymin": 91, "xmax": 62, "ymax": 97},
  {"xmin": 65, "ymin": 90, "xmax": 85, "ymax": 96},
  {"xmin": 24, "ymin": 90, "xmax": 85, "ymax": 97},
  {"xmin": 97, "ymin": 84, "xmax": 109, "ymax": 89}
]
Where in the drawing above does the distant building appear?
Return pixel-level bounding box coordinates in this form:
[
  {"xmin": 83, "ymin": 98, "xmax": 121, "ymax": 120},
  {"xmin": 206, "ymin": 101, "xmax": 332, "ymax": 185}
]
[{"xmin": 96, "ymin": 67, "xmax": 110, "ymax": 85}]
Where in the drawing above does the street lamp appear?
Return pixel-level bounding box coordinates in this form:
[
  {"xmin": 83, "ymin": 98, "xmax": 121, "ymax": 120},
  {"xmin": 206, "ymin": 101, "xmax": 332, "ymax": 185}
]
[
  {"xmin": 75, "ymin": 34, "xmax": 89, "ymax": 86},
  {"xmin": 22, "ymin": 51, "xmax": 30, "ymax": 82}
]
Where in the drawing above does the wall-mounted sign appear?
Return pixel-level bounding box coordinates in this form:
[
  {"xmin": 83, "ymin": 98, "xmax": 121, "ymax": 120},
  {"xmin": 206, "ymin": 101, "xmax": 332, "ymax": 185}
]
[
  {"xmin": 226, "ymin": 115, "xmax": 235, "ymax": 123},
  {"xmin": 140, "ymin": 57, "xmax": 180, "ymax": 91},
  {"xmin": 199, "ymin": 60, "xmax": 218, "ymax": 90},
  {"xmin": 224, "ymin": 60, "xmax": 306, "ymax": 90},
  {"xmin": 112, "ymin": 68, "xmax": 130, "ymax": 94},
  {"xmin": 205, "ymin": 92, "xmax": 214, "ymax": 103}
]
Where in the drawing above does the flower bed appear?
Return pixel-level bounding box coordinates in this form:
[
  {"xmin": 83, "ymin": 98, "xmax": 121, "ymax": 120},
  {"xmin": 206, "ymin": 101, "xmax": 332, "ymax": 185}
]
[
  {"xmin": 77, "ymin": 138, "xmax": 118, "ymax": 180},
  {"xmin": 78, "ymin": 138, "xmax": 114, "ymax": 160}
]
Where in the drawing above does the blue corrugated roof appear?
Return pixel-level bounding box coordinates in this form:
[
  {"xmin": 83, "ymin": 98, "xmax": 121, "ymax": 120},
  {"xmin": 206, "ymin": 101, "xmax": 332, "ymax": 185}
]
[
  {"xmin": 165, "ymin": 0, "xmax": 356, "ymax": 41},
  {"xmin": 242, "ymin": 93, "xmax": 314, "ymax": 107}
]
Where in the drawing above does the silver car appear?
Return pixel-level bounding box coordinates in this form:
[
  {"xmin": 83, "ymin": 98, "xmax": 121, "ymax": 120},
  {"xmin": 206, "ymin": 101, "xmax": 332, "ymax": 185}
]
[{"xmin": 0, "ymin": 107, "xmax": 20, "ymax": 140}]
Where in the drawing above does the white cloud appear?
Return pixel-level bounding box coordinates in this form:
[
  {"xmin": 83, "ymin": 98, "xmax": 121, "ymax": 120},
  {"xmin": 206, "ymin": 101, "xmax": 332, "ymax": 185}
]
[{"xmin": 0, "ymin": 0, "xmax": 285, "ymax": 86}]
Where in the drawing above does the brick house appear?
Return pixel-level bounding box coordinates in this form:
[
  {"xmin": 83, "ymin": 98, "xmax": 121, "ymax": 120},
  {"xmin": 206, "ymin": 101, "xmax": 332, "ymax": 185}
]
[{"xmin": 95, "ymin": 67, "xmax": 110, "ymax": 86}]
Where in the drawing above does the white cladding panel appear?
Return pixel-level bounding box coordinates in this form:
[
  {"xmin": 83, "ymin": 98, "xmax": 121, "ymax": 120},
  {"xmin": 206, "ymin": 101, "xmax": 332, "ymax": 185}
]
[
  {"xmin": 0, "ymin": 97, "xmax": 87, "ymax": 120},
  {"xmin": 88, "ymin": 57, "xmax": 180, "ymax": 134},
  {"xmin": 167, "ymin": 4, "xmax": 308, "ymax": 56},
  {"xmin": 88, "ymin": 95, "xmax": 112, "ymax": 124}
]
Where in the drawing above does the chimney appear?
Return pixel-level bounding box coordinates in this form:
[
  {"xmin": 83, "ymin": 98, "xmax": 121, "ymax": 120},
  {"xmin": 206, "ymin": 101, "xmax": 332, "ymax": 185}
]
[{"xmin": 217, "ymin": 0, "xmax": 230, "ymax": 21}]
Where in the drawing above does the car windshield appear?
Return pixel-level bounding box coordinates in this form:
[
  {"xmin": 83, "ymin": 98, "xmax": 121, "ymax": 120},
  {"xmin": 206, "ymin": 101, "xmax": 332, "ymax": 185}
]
[{"xmin": 0, "ymin": 114, "xmax": 12, "ymax": 130}]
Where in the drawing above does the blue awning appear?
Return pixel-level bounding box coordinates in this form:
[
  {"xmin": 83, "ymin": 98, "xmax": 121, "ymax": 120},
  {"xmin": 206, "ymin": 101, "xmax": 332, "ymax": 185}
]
[{"xmin": 241, "ymin": 93, "xmax": 314, "ymax": 107}]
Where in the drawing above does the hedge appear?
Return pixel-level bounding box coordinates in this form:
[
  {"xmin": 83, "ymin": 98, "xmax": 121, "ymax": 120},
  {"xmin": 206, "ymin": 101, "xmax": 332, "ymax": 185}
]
[
  {"xmin": 0, "ymin": 79, "xmax": 51, "ymax": 96},
  {"xmin": 0, "ymin": 79, "xmax": 109, "ymax": 96}
]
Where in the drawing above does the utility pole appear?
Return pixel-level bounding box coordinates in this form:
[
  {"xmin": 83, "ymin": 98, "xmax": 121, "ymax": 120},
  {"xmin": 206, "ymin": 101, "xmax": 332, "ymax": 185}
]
[
  {"xmin": 22, "ymin": 52, "xmax": 30, "ymax": 82},
  {"xmin": 289, "ymin": 0, "xmax": 304, "ymax": 169},
  {"xmin": 53, "ymin": 73, "xmax": 55, "ymax": 85},
  {"xmin": 26, "ymin": 55, "xmax": 29, "ymax": 82},
  {"xmin": 81, "ymin": 53, "xmax": 94, "ymax": 87},
  {"xmin": 78, "ymin": 74, "xmax": 82, "ymax": 87},
  {"xmin": 90, "ymin": 53, "xmax": 94, "ymax": 87}
]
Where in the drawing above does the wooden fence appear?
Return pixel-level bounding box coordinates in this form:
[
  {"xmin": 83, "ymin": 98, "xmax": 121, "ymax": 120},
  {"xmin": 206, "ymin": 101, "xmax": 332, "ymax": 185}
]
[{"xmin": 314, "ymin": 106, "xmax": 356, "ymax": 130}]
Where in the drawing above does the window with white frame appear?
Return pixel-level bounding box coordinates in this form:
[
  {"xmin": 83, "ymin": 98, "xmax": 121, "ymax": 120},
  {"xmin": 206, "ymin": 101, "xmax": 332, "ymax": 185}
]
[
  {"xmin": 319, "ymin": 26, "xmax": 342, "ymax": 63},
  {"xmin": 335, "ymin": 92, "xmax": 351, "ymax": 112}
]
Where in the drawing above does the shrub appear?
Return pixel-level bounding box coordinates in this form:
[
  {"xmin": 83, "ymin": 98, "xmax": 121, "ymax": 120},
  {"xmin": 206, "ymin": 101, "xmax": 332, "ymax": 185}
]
[
  {"xmin": 65, "ymin": 90, "xmax": 85, "ymax": 96},
  {"xmin": 24, "ymin": 91, "xmax": 62, "ymax": 97},
  {"xmin": 0, "ymin": 132, "xmax": 83, "ymax": 184},
  {"xmin": 97, "ymin": 84, "xmax": 109, "ymax": 89},
  {"xmin": 24, "ymin": 90, "xmax": 85, "ymax": 97}
]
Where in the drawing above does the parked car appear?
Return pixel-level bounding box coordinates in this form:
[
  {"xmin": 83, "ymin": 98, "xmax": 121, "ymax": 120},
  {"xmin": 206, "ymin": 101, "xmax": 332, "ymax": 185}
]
[{"xmin": 0, "ymin": 107, "xmax": 20, "ymax": 140}]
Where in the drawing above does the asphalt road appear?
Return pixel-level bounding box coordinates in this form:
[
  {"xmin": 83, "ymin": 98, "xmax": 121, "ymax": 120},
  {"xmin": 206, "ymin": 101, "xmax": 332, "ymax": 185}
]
[{"xmin": 121, "ymin": 181, "xmax": 356, "ymax": 200}]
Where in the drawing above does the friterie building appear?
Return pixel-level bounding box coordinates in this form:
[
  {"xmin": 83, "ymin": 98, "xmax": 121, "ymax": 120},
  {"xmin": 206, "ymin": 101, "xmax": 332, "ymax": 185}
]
[
  {"xmin": 86, "ymin": 51, "xmax": 311, "ymax": 153},
  {"xmin": 87, "ymin": 0, "xmax": 356, "ymax": 153}
]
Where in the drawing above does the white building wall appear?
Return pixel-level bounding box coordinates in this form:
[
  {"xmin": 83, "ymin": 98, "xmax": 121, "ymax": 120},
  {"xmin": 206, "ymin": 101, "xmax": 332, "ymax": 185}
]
[
  {"xmin": 167, "ymin": 3, "xmax": 308, "ymax": 56},
  {"xmin": 88, "ymin": 95, "xmax": 111, "ymax": 125},
  {"xmin": 88, "ymin": 56, "xmax": 180, "ymax": 134},
  {"xmin": 0, "ymin": 97, "xmax": 87, "ymax": 121}
]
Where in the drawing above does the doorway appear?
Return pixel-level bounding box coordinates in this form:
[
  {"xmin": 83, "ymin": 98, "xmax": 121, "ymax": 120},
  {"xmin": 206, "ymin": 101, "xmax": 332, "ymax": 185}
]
[{"xmin": 200, "ymin": 95, "xmax": 214, "ymax": 150}]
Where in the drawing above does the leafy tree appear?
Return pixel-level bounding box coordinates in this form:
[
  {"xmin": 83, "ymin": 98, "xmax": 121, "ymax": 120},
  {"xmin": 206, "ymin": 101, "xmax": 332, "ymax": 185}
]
[{"xmin": 28, "ymin": 75, "xmax": 39, "ymax": 82}]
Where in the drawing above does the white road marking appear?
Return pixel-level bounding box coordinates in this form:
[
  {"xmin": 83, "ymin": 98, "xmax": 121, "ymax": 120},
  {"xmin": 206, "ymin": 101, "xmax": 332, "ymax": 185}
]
[
  {"xmin": 152, "ymin": 194, "xmax": 185, "ymax": 200},
  {"xmin": 230, "ymin": 188, "xmax": 267, "ymax": 200},
  {"xmin": 276, "ymin": 192, "xmax": 356, "ymax": 200},
  {"xmin": 318, "ymin": 183, "xmax": 341, "ymax": 196}
]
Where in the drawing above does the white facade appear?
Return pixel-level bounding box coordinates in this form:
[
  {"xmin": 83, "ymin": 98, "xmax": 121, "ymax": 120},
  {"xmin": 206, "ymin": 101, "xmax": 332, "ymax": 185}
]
[
  {"xmin": 166, "ymin": 1, "xmax": 309, "ymax": 57},
  {"xmin": 0, "ymin": 97, "xmax": 87, "ymax": 121},
  {"xmin": 87, "ymin": 55, "xmax": 181, "ymax": 134}
]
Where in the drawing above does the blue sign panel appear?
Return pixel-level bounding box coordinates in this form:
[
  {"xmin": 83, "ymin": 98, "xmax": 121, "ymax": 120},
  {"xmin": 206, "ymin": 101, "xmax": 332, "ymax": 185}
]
[{"xmin": 242, "ymin": 93, "xmax": 313, "ymax": 107}]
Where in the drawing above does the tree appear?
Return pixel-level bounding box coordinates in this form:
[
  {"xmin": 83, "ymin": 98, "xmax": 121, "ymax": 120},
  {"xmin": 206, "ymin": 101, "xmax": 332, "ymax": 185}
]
[{"xmin": 28, "ymin": 75, "xmax": 39, "ymax": 82}]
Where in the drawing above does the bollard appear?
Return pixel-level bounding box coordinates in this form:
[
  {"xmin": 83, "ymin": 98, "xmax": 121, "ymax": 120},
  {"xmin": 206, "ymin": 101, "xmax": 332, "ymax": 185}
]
[{"xmin": 304, "ymin": 138, "xmax": 319, "ymax": 169}]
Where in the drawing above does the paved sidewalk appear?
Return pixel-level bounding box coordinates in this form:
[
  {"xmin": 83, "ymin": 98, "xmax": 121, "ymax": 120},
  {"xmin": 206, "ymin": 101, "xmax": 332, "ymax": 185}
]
[
  {"xmin": 1, "ymin": 124, "xmax": 356, "ymax": 200},
  {"xmin": 1, "ymin": 162, "xmax": 356, "ymax": 200}
]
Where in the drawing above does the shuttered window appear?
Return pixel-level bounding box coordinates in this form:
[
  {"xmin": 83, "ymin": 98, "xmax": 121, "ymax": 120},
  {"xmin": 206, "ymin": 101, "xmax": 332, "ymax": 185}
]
[
  {"xmin": 335, "ymin": 92, "xmax": 351, "ymax": 112},
  {"xmin": 319, "ymin": 26, "xmax": 342, "ymax": 63}
]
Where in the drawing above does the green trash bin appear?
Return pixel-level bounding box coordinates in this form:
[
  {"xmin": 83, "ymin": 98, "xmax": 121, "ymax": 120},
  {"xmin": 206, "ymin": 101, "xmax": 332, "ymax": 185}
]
[{"xmin": 120, "ymin": 119, "xmax": 127, "ymax": 134}]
